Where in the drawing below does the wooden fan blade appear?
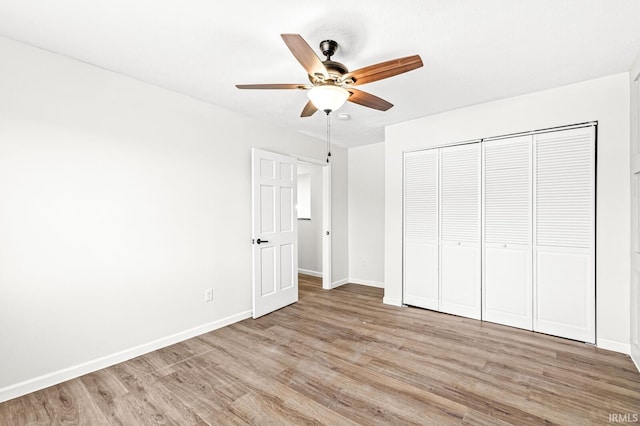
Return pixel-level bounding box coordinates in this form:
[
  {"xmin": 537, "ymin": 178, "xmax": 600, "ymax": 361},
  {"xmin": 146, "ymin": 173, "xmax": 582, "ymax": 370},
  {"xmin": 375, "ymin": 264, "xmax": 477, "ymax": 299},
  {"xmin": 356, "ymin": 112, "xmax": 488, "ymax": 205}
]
[
  {"xmin": 301, "ymin": 100, "xmax": 318, "ymax": 117},
  {"xmin": 342, "ymin": 55, "xmax": 423, "ymax": 86},
  {"xmin": 347, "ymin": 88, "xmax": 393, "ymax": 111},
  {"xmin": 235, "ymin": 84, "xmax": 309, "ymax": 90},
  {"xmin": 281, "ymin": 34, "xmax": 329, "ymax": 80}
]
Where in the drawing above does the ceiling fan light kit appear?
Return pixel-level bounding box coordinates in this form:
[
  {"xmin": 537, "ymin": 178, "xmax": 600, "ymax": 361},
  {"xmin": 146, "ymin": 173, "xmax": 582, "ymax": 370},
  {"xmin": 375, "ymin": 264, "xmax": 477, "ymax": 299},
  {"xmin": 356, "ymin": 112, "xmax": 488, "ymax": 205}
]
[
  {"xmin": 307, "ymin": 84, "xmax": 350, "ymax": 114},
  {"xmin": 236, "ymin": 34, "xmax": 423, "ymax": 118}
]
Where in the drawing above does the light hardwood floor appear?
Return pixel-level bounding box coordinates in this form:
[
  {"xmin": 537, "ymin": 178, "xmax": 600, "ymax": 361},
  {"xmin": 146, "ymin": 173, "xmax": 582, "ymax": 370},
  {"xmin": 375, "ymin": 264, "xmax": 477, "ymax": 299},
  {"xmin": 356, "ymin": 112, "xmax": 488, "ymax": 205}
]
[{"xmin": 1, "ymin": 274, "xmax": 639, "ymax": 425}]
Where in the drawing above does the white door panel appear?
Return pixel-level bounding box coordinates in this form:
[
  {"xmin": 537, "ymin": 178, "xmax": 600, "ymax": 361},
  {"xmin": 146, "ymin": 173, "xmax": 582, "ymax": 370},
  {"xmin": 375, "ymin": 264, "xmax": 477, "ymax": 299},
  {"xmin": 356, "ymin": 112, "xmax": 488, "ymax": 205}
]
[
  {"xmin": 252, "ymin": 148, "xmax": 298, "ymax": 319},
  {"xmin": 403, "ymin": 150, "xmax": 439, "ymax": 310},
  {"xmin": 534, "ymin": 247, "xmax": 594, "ymax": 342},
  {"xmin": 440, "ymin": 242, "xmax": 481, "ymax": 320},
  {"xmin": 439, "ymin": 143, "xmax": 481, "ymax": 320},
  {"xmin": 533, "ymin": 127, "xmax": 595, "ymax": 343},
  {"xmin": 482, "ymin": 136, "xmax": 532, "ymax": 330},
  {"xmin": 279, "ymin": 186, "xmax": 294, "ymax": 232},
  {"xmin": 259, "ymin": 245, "xmax": 276, "ymax": 296},
  {"xmin": 404, "ymin": 240, "xmax": 438, "ymax": 310},
  {"xmin": 260, "ymin": 185, "xmax": 275, "ymax": 233},
  {"xmin": 440, "ymin": 144, "xmax": 480, "ymax": 244},
  {"xmin": 280, "ymin": 243, "xmax": 294, "ymax": 290},
  {"xmin": 484, "ymin": 245, "xmax": 532, "ymax": 330}
]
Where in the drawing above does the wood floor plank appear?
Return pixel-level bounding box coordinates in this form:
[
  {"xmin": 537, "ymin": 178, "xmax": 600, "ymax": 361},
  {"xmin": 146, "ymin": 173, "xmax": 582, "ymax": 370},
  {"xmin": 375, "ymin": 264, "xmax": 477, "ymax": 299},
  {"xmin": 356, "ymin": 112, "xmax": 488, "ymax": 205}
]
[
  {"xmin": 274, "ymin": 354, "xmax": 471, "ymax": 425},
  {"xmin": 159, "ymin": 367, "xmax": 251, "ymax": 425},
  {"xmin": 23, "ymin": 379, "xmax": 109, "ymax": 425},
  {"xmin": 80, "ymin": 368, "xmax": 130, "ymax": 422},
  {"xmin": 106, "ymin": 377, "xmax": 208, "ymax": 425},
  {"xmin": 191, "ymin": 336, "xmax": 361, "ymax": 425},
  {"xmin": 1, "ymin": 274, "xmax": 639, "ymax": 425}
]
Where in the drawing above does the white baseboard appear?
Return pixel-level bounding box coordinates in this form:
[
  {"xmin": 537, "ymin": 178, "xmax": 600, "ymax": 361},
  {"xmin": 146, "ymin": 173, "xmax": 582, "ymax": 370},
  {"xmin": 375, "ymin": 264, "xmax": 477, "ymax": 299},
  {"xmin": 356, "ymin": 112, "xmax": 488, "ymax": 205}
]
[
  {"xmin": 298, "ymin": 268, "xmax": 322, "ymax": 278},
  {"xmin": 0, "ymin": 310, "xmax": 252, "ymax": 403},
  {"xmin": 348, "ymin": 277, "xmax": 384, "ymax": 288},
  {"xmin": 383, "ymin": 296, "xmax": 403, "ymax": 307},
  {"xmin": 632, "ymin": 353, "xmax": 640, "ymax": 373},
  {"xmin": 331, "ymin": 278, "xmax": 349, "ymax": 289},
  {"xmin": 597, "ymin": 338, "xmax": 630, "ymax": 355}
]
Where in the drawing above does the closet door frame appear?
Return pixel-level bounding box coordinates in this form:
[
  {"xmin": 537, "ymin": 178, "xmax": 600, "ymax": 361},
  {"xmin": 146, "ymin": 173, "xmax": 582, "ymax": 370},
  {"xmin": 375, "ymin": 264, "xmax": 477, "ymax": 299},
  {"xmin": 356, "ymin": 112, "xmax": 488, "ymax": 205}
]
[{"xmin": 400, "ymin": 123, "xmax": 596, "ymax": 344}]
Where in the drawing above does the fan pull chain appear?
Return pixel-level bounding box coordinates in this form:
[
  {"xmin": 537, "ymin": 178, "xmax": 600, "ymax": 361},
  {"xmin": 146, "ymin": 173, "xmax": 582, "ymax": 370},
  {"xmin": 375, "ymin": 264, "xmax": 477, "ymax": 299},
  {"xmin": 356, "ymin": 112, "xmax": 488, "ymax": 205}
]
[{"xmin": 326, "ymin": 112, "xmax": 332, "ymax": 163}]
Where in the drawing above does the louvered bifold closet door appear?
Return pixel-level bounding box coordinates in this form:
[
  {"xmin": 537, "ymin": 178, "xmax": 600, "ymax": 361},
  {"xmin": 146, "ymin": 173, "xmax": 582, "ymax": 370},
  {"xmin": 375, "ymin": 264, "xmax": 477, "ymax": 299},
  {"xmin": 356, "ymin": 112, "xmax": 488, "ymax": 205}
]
[
  {"xmin": 534, "ymin": 126, "xmax": 595, "ymax": 343},
  {"xmin": 483, "ymin": 136, "xmax": 533, "ymax": 330},
  {"xmin": 403, "ymin": 149, "xmax": 439, "ymax": 310},
  {"xmin": 440, "ymin": 143, "xmax": 481, "ymax": 320}
]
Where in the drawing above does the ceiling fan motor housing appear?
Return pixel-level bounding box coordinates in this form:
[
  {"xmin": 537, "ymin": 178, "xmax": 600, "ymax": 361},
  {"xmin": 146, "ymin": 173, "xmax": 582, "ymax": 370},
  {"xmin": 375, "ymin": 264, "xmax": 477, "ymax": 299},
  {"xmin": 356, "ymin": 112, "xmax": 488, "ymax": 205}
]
[
  {"xmin": 322, "ymin": 60, "xmax": 348, "ymax": 79},
  {"xmin": 320, "ymin": 39, "xmax": 338, "ymax": 59},
  {"xmin": 317, "ymin": 40, "xmax": 349, "ymax": 81}
]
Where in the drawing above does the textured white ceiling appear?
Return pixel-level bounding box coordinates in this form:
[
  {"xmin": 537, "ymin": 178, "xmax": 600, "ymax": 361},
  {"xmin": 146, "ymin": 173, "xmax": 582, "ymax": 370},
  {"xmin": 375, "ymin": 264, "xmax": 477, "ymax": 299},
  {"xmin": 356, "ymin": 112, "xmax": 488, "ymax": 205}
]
[{"xmin": 1, "ymin": 0, "xmax": 640, "ymax": 148}]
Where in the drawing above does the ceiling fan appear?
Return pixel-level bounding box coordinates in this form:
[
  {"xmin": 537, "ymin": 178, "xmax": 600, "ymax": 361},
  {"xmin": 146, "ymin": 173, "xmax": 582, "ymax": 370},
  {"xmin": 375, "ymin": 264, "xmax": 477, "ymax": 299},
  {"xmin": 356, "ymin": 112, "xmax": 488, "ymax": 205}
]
[{"xmin": 236, "ymin": 34, "xmax": 424, "ymax": 117}]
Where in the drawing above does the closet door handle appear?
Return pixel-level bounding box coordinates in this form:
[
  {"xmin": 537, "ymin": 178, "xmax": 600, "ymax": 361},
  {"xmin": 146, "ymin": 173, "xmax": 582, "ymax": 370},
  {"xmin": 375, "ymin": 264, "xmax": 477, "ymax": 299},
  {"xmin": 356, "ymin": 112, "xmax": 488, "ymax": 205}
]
[{"xmin": 256, "ymin": 239, "xmax": 269, "ymax": 244}]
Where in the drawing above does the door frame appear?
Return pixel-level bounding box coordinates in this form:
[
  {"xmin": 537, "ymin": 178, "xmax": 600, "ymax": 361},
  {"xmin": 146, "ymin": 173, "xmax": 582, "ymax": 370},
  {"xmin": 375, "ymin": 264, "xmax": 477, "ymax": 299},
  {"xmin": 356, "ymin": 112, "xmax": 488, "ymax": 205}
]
[
  {"xmin": 630, "ymin": 67, "xmax": 640, "ymax": 369},
  {"xmin": 293, "ymin": 155, "xmax": 332, "ymax": 290}
]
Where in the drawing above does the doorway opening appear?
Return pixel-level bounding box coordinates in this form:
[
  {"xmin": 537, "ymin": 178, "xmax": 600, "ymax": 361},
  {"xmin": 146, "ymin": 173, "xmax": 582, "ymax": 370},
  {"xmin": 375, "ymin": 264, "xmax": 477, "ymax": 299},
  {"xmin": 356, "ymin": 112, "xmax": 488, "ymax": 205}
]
[{"xmin": 296, "ymin": 157, "xmax": 331, "ymax": 289}]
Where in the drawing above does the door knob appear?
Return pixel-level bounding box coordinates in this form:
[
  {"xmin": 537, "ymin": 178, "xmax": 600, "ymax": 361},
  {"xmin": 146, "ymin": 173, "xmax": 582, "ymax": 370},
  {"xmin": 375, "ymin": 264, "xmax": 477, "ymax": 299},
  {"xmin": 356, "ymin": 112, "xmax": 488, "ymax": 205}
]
[{"xmin": 256, "ymin": 238, "xmax": 269, "ymax": 244}]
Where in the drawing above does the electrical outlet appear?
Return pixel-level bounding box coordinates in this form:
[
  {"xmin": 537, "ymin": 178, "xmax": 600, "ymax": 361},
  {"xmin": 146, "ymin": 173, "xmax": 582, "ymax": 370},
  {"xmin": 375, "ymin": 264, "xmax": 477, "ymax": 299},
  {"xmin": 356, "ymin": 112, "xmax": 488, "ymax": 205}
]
[{"xmin": 204, "ymin": 288, "xmax": 213, "ymax": 302}]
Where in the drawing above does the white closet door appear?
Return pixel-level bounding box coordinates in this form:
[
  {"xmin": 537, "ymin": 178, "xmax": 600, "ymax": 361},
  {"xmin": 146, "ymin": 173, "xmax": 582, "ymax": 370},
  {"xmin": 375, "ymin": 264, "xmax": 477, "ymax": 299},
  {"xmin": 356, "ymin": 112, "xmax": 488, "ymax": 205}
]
[
  {"xmin": 482, "ymin": 136, "xmax": 532, "ymax": 330},
  {"xmin": 534, "ymin": 127, "xmax": 595, "ymax": 343},
  {"xmin": 440, "ymin": 143, "xmax": 481, "ymax": 320},
  {"xmin": 403, "ymin": 150, "xmax": 439, "ymax": 310}
]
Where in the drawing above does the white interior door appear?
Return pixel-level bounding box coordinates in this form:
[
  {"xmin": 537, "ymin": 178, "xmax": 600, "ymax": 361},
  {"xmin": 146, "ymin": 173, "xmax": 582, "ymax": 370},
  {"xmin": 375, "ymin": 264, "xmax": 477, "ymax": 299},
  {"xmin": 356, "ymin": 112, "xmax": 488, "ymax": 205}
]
[
  {"xmin": 439, "ymin": 143, "xmax": 481, "ymax": 320},
  {"xmin": 483, "ymin": 136, "xmax": 533, "ymax": 330},
  {"xmin": 252, "ymin": 148, "xmax": 298, "ymax": 319},
  {"xmin": 533, "ymin": 127, "xmax": 595, "ymax": 343},
  {"xmin": 403, "ymin": 149, "xmax": 439, "ymax": 310}
]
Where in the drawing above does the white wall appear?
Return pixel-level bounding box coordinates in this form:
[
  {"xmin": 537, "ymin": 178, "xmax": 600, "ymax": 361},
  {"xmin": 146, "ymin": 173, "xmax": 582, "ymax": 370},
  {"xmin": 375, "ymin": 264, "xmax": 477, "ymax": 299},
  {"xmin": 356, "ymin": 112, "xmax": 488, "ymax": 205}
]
[
  {"xmin": 297, "ymin": 162, "xmax": 323, "ymax": 276},
  {"xmin": 0, "ymin": 36, "xmax": 348, "ymax": 401},
  {"xmin": 348, "ymin": 143, "xmax": 385, "ymax": 288},
  {"xmin": 386, "ymin": 73, "xmax": 631, "ymax": 353}
]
